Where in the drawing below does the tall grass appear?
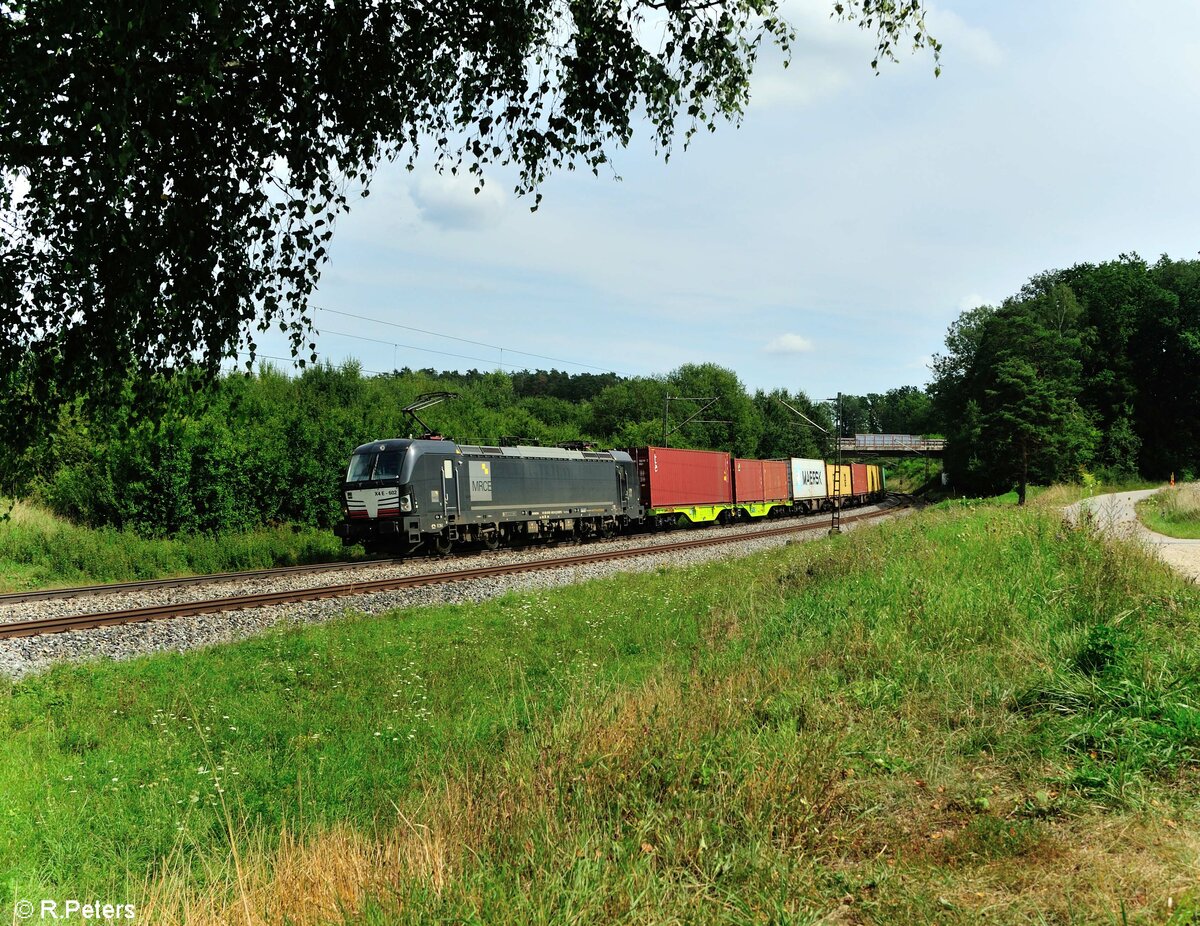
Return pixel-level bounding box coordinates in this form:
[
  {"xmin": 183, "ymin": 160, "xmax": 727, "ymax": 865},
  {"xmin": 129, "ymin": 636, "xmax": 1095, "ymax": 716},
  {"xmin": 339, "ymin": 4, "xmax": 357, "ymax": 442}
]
[
  {"xmin": 0, "ymin": 500, "xmax": 349, "ymax": 591},
  {"xmin": 2, "ymin": 505, "xmax": 1198, "ymax": 923}
]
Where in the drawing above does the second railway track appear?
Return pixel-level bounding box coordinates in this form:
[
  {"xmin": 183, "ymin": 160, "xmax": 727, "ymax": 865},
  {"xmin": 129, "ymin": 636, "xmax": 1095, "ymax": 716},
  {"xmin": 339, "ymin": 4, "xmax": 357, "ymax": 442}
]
[
  {"xmin": 0, "ymin": 498, "xmax": 908, "ymax": 641},
  {"xmin": 0, "ymin": 556, "xmax": 409, "ymax": 605}
]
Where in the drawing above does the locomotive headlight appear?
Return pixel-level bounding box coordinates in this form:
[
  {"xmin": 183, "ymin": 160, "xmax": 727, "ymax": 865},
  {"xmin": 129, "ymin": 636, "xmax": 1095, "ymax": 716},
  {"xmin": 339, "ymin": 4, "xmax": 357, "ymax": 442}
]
[{"xmin": 399, "ymin": 494, "xmax": 413, "ymax": 512}]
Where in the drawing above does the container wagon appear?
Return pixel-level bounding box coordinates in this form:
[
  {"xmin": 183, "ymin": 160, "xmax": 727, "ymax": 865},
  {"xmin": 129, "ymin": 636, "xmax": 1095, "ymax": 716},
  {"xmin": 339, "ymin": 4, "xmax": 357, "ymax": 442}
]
[
  {"xmin": 629, "ymin": 446, "xmax": 732, "ymax": 525},
  {"xmin": 789, "ymin": 458, "xmax": 827, "ymax": 513},
  {"xmin": 867, "ymin": 464, "xmax": 883, "ymax": 500},
  {"xmin": 762, "ymin": 460, "xmax": 791, "ymax": 511},
  {"xmin": 850, "ymin": 463, "xmax": 870, "ymax": 504},
  {"xmin": 826, "ymin": 463, "xmax": 852, "ymax": 505},
  {"xmin": 733, "ymin": 458, "xmax": 791, "ymax": 517}
]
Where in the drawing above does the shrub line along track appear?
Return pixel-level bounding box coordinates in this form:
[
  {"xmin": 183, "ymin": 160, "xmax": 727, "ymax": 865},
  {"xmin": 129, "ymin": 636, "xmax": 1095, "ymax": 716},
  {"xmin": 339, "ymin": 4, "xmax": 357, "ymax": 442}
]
[{"xmin": 0, "ymin": 498, "xmax": 908, "ymax": 640}]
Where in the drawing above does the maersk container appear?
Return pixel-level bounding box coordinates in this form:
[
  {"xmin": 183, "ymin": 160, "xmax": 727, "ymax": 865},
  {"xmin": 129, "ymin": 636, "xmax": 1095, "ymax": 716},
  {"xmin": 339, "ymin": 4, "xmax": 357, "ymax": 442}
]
[
  {"xmin": 851, "ymin": 463, "xmax": 869, "ymax": 497},
  {"xmin": 629, "ymin": 446, "xmax": 731, "ymax": 509},
  {"xmin": 763, "ymin": 460, "xmax": 790, "ymax": 501},
  {"xmin": 790, "ymin": 458, "xmax": 827, "ymax": 502},
  {"xmin": 734, "ymin": 458, "xmax": 766, "ymax": 503}
]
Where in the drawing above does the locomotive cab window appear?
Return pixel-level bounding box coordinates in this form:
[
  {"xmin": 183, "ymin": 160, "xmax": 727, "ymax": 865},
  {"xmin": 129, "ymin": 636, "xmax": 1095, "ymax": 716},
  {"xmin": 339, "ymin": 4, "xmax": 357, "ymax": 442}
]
[
  {"xmin": 346, "ymin": 453, "xmax": 374, "ymax": 483},
  {"xmin": 374, "ymin": 451, "xmax": 403, "ymax": 480},
  {"xmin": 345, "ymin": 450, "xmax": 403, "ymax": 483}
]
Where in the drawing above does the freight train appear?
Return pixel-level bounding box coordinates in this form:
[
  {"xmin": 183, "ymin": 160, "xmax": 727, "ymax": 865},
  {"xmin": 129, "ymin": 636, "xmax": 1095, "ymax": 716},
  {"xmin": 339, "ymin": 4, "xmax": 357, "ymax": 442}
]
[{"xmin": 334, "ymin": 440, "xmax": 885, "ymax": 554}]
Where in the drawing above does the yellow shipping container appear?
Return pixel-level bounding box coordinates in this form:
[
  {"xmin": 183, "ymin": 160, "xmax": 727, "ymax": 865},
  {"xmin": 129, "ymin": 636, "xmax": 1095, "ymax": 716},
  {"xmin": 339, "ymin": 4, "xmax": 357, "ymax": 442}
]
[{"xmin": 825, "ymin": 463, "xmax": 851, "ymax": 497}]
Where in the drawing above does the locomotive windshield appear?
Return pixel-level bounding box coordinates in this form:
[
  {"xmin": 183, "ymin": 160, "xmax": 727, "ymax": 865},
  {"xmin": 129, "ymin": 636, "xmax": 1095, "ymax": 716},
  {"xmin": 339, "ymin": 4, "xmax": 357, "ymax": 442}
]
[
  {"xmin": 346, "ymin": 453, "xmax": 373, "ymax": 482},
  {"xmin": 374, "ymin": 451, "xmax": 403, "ymax": 480},
  {"xmin": 345, "ymin": 450, "xmax": 403, "ymax": 483}
]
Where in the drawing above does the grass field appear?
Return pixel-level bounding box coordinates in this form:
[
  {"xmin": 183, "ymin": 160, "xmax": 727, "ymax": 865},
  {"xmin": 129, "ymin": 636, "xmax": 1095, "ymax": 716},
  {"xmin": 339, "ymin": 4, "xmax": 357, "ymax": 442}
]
[
  {"xmin": 0, "ymin": 500, "xmax": 351, "ymax": 592},
  {"xmin": 1137, "ymin": 484, "xmax": 1200, "ymax": 539},
  {"xmin": 2, "ymin": 504, "xmax": 1199, "ymax": 924}
]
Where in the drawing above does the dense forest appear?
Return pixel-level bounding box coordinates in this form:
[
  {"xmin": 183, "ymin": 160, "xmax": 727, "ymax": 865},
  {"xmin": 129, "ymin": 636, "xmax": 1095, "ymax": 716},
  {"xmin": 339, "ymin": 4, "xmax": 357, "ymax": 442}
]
[{"xmin": 931, "ymin": 254, "xmax": 1200, "ymax": 501}]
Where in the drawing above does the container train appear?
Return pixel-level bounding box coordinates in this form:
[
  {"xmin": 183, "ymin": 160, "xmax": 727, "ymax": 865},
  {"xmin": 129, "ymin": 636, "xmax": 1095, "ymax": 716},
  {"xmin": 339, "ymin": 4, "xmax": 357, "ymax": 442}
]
[{"xmin": 334, "ymin": 440, "xmax": 885, "ymax": 554}]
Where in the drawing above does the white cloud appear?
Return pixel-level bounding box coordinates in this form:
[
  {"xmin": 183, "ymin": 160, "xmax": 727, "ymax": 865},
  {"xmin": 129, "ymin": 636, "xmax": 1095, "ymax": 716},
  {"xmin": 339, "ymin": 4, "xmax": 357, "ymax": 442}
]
[
  {"xmin": 748, "ymin": 2, "xmax": 1002, "ymax": 109},
  {"xmin": 764, "ymin": 333, "xmax": 815, "ymax": 354},
  {"xmin": 747, "ymin": 3, "xmax": 872, "ymax": 109},
  {"xmin": 410, "ymin": 171, "xmax": 507, "ymax": 230},
  {"xmin": 926, "ymin": 6, "xmax": 1004, "ymax": 68},
  {"xmin": 750, "ymin": 66, "xmax": 853, "ymax": 109}
]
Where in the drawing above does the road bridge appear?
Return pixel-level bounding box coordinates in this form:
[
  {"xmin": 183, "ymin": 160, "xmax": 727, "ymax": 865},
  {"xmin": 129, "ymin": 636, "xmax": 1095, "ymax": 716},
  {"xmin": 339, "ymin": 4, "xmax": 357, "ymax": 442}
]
[{"xmin": 836, "ymin": 435, "xmax": 946, "ymax": 456}]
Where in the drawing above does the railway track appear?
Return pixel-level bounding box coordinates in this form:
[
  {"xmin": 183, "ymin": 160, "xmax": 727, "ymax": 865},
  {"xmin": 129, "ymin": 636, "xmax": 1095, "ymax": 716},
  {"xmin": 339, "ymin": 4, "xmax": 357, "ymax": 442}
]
[
  {"xmin": 0, "ymin": 498, "xmax": 908, "ymax": 640},
  {"xmin": 0, "ymin": 557, "xmax": 407, "ymax": 605}
]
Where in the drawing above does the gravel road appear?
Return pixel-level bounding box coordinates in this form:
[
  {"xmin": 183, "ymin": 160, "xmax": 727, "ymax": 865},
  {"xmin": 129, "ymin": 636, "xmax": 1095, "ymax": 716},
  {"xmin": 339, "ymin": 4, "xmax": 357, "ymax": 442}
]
[
  {"xmin": 1067, "ymin": 487, "xmax": 1200, "ymax": 582},
  {"xmin": 0, "ymin": 504, "xmax": 907, "ymax": 680}
]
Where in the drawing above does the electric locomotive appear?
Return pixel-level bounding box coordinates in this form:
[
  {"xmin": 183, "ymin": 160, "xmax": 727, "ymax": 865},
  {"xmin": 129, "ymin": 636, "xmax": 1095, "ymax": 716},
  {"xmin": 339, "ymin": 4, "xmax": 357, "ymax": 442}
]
[{"xmin": 335, "ymin": 438, "xmax": 642, "ymax": 554}]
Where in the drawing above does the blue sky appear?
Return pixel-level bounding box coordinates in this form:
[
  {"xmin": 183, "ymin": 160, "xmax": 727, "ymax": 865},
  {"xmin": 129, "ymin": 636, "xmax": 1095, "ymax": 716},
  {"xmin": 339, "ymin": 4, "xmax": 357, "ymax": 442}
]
[{"xmin": 257, "ymin": 0, "xmax": 1200, "ymax": 401}]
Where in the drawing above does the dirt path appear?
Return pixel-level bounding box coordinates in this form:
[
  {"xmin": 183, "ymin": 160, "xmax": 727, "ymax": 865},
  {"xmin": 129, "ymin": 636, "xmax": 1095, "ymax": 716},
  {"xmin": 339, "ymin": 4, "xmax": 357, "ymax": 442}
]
[{"xmin": 1066, "ymin": 487, "xmax": 1200, "ymax": 582}]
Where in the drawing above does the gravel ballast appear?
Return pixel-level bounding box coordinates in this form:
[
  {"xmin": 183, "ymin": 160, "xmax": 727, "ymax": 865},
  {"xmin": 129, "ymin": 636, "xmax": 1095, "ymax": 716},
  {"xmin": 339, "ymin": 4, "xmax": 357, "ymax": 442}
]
[{"xmin": 0, "ymin": 504, "xmax": 906, "ymax": 680}]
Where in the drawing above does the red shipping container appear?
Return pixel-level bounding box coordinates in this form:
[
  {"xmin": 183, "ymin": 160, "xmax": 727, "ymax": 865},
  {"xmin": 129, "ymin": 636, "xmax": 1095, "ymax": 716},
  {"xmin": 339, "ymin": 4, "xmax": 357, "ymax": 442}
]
[
  {"xmin": 851, "ymin": 463, "xmax": 869, "ymax": 496},
  {"xmin": 629, "ymin": 447, "xmax": 732, "ymax": 508},
  {"xmin": 734, "ymin": 458, "xmax": 766, "ymax": 503},
  {"xmin": 763, "ymin": 460, "xmax": 790, "ymax": 501}
]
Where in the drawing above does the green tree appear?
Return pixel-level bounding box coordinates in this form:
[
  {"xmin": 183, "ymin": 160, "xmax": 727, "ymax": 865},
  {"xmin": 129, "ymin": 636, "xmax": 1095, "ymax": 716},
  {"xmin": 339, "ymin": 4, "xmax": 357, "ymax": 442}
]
[
  {"xmin": 1104, "ymin": 413, "xmax": 1142, "ymax": 477},
  {"xmin": 1019, "ymin": 254, "xmax": 1200, "ymax": 479},
  {"xmin": 931, "ymin": 304, "xmax": 995, "ymax": 491},
  {"xmin": 666, "ymin": 363, "xmax": 761, "ymax": 456},
  {"xmin": 834, "ymin": 394, "xmax": 875, "ymax": 436},
  {"xmin": 981, "ymin": 355, "xmax": 1089, "ymax": 505},
  {"xmin": 752, "ymin": 388, "xmax": 829, "ymax": 459},
  {"xmin": 874, "ymin": 386, "xmax": 936, "ymax": 434},
  {"xmin": 942, "ymin": 284, "xmax": 1097, "ymax": 503},
  {"xmin": 0, "ymin": 0, "xmax": 939, "ymax": 479},
  {"xmin": 588, "ymin": 376, "xmax": 669, "ymax": 445}
]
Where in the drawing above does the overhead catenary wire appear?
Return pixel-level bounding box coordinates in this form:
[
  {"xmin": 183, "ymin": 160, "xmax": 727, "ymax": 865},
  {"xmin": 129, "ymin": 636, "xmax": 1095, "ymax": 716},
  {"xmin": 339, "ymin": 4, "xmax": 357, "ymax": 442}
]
[
  {"xmin": 228, "ymin": 305, "xmax": 634, "ymax": 379},
  {"xmin": 226, "ymin": 344, "xmax": 530, "ymax": 378},
  {"xmin": 319, "ymin": 327, "xmax": 531, "ymax": 371},
  {"xmin": 313, "ymin": 305, "xmax": 630, "ymax": 376}
]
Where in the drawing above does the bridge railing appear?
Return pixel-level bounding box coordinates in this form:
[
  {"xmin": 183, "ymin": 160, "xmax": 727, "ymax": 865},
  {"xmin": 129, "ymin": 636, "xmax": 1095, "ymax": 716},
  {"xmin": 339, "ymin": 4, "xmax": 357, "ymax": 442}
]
[{"xmin": 836, "ymin": 435, "xmax": 946, "ymax": 453}]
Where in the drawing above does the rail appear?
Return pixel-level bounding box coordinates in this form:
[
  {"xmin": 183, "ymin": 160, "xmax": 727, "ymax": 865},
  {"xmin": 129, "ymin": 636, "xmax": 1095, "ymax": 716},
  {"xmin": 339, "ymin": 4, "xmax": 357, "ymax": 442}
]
[
  {"xmin": 0, "ymin": 558, "xmax": 406, "ymax": 605},
  {"xmin": 0, "ymin": 497, "xmax": 910, "ymax": 639}
]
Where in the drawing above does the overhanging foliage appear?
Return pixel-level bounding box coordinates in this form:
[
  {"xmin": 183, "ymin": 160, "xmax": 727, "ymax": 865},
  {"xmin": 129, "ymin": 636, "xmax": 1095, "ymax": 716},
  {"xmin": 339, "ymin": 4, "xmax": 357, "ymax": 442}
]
[{"xmin": 0, "ymin": 0, "xmax": 938, "ymax": 417}]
